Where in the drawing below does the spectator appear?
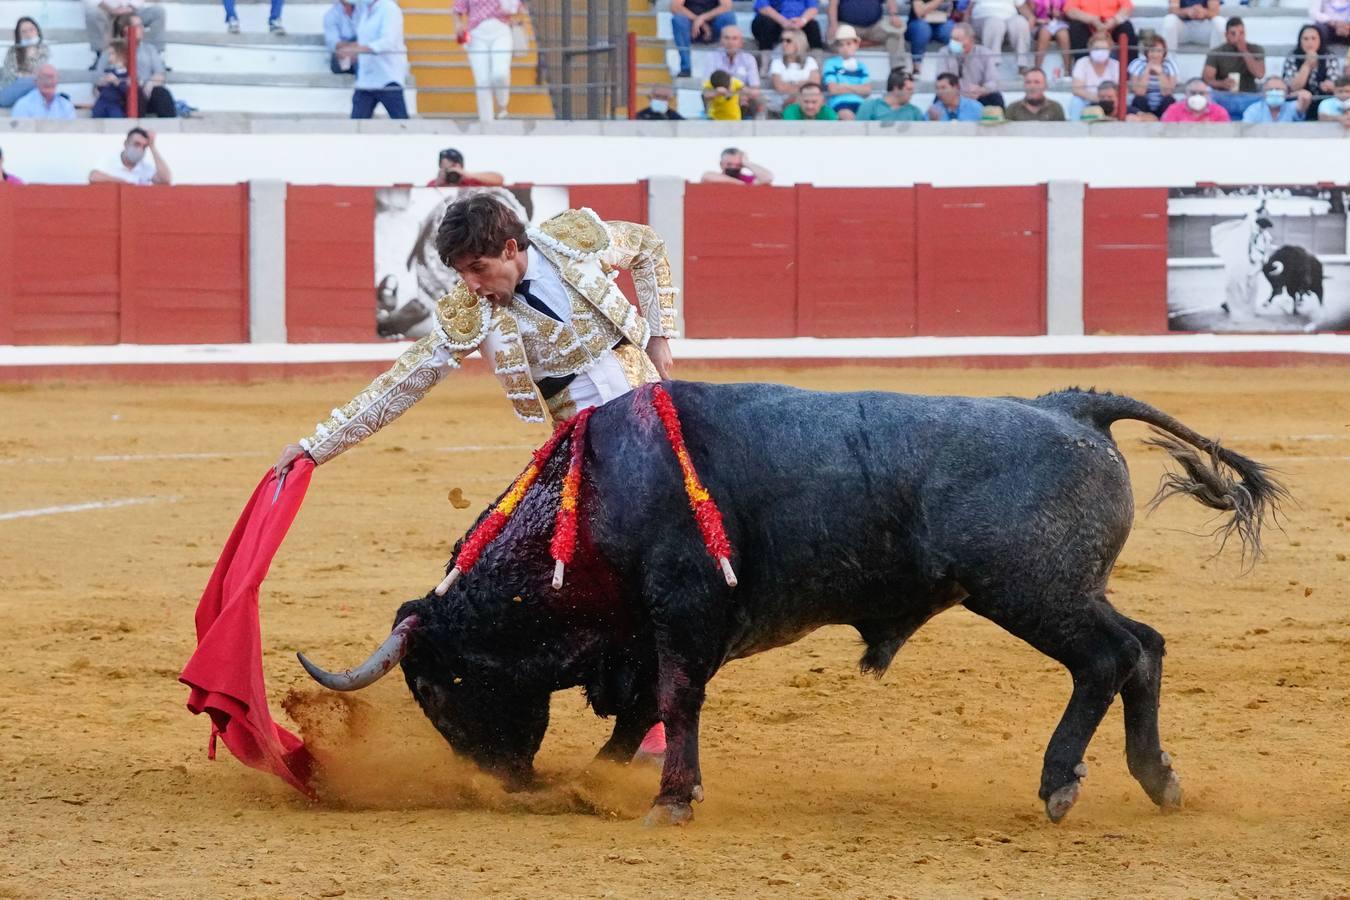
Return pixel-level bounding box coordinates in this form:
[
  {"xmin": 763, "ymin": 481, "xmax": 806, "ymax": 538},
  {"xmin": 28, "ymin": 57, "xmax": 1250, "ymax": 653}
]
[
  {"xmin": 114, "ymin": 13, "xmax": 177, "ymax": 115},
  {"xmin": 1160, "ymin": 77, "xmax": 1230, "ymax": 121},
  {"xmin": 907, "ymin": 0, "xmax": 956, "ymax": 70},
  {"xmin": 428, "ymin": 148, "xmax": 505, "ymax": 187},
  {"xmin": 1241, "ymin": 75, "xmax": 1311, "ymax": 122},
  {"xmin": 324, "ymin": 0, "xmax": 358, "ymax": 74},
  {"xmin": 1160, "ymin": 0, "xmax": 1223, "ymax": 52},
  {"xmin": 1310, "ymin": 0, "xmax": 1350, "ymax": 50},
  {"xmin": 1093, "ymin": 78, "xmax": 1118, "ymax": 117},
  {"xmin": 1030, "ymin": 0, "xmax": 1072, "ymax": 78},
  {"xmin": 223, "ymin": 0, "xmax": 282, "ymax": 34},
  {"xmin": 85, "ymin": 0, "xmax": 165, "ymax": 58},
  {"xmin": 972, "ymin": 0, "xmax": 1034, "ymax": 73},
  {"xmin": 857, "ymin": 66, "xmax": 925, "ymax": 118},
  {"xmin": 701, "ymin": 147, "xmax": 773, "ymax": 184},
  {"xmin": 0, "ymin": 146, "xmax": 20, "ymax": 184},
  {"xmin": 822, "ymin": 24, "xmax": 873, "ymax": 119},
  {"xmin": 1070, "ymin": 31, "xmax": 1115, "ymax": 115},
  {"xmin": 11, "ymin": 64, "xmax": 77, "ymax": 120},
  {"xmin": 340, "ymin": 0, "xmax": 409, "ymax": 119},
  {"xmin": 705, "ymin": 24, "xmax": 761, "ymax": 117},
  {"xmin": 1127, "ymin": 34, "xmax": 1177, "ymax": 117},
  {"xmin": 937, "ymin": 22, "xmax": 1006, "ymax": 108},
  {"xmin": 1284, "ymin": 24, "xmax": 1343, "ymax": 119},
  {"xmin": 1006, "ymin": 66, "xmax": 1066, "ymax": 118},
  {"xmin": 928, "ymin": 70, "xmax": 985, "ymax": 118},
  {"xmin": 827, "ymin": 0, "xmax": 905, "ymax": 71},
  {"xmin": 752, "ymin": 0, "xmax": 824, "ymax": 51},
  {"xmin": 1064, "ymin": 0, "xmax": 1135, "ymax": 61},
  {"xmin": 671, "ymin": 0, "xmax": 737, "ymax": 78},
  {"xmin": 1, "ymin": 18, "xmax": 49, "ymax": 108},
  {"xmin": 91, "ymin": 31, "xmax": 176, "ymax": 118},
  {"xmin": 637, "ymin": 84, "xmax": 685, "ymax": 119},
  {"xmin": 451, "ymin": 0, "xmax": 516, "ymax": 121},
  {"xmin": 783, "ymin": 80, "xmax": 840, "ymax": 117},
  {"xmin": 769, "ymin": 28, "xmax": 821, "ymax": 109},
  {"xmin": 703, "ymin": 68, "xmax": 745, "ymax": 119},
  {"xmin": 1316, "ymin": 74, "xmax": 1350, "ymax": 124},
  {"xmin": 1203, "ymin": 16, "xmax": 1264, "ymax": 118},
  {"xmin": 89, "ymin": 128, "xmax": 172, "ymax": 185}
]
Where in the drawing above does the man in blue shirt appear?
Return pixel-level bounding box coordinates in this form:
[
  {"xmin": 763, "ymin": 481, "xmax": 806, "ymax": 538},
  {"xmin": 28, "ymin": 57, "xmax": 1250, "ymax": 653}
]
[
  {"xmin": 10, "ymin": 65, "xmax": 77, "ymax": 121},
  {"xmin": 928, "ymin": 72, "xmax": 983, "ymax": 120},
  {"xmin": 324, "ymin": 0, "xmax": 359, "ymax": 74},
  {"xmin": 338, "ymin": 0, "xmax": 410, "ymax": 118},
  {"xmin": 1241, "ymin": 76, "xmax": 1311, "ymax": 123}
]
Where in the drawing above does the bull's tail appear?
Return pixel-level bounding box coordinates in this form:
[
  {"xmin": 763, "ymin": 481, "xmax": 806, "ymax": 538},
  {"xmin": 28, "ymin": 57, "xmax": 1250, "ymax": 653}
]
[{"xmin": 1051, "ymin": 390, "xmax": 1290, "ymax": 564}]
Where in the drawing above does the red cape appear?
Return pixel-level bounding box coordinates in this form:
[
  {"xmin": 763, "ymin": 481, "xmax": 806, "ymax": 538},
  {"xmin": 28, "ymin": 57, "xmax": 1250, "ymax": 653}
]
[{"xmin": 180, "ymin": 460, "xmax": 317, "ymax": 797}]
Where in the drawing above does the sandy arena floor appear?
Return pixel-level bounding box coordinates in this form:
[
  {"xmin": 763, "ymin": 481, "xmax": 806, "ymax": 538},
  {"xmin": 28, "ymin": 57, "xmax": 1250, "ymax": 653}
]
[{"xmin": 1, "ymin": 364, "xmax": 1348, "ymax": 899}]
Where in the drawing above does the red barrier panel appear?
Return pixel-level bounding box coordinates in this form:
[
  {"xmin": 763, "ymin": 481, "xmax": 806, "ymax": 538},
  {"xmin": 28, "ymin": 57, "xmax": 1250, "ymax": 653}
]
[
  {"xmin": 796, "ymin": 186, "xmax": 917, "ymax": 337},
  {"xmin": 683, "ymin": 184, "xmax": 798, "ymax": 338},
  {"xmin": 568, "ymin": 182, "xmax": 647, "ymax": 304},
  {"xmin": 285, "ymin": 186, "xmax": 377, "ymax": 343},
  {"xmin": 915, "ymin": 185, "xmax": 1047, "ymax": 336},
  {"xmin": 120, "ymin": 184, "xmax": 248, "ymax": 344},
  {"xmin": 1082, "ymin": 187, "xmax": 1169, "ymax": 334}
]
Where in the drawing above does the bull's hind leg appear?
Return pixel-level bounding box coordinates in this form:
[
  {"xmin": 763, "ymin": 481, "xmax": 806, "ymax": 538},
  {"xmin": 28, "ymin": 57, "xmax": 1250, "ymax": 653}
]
[
  {"xmin": 964, "ymin": 591, "xmax": 1141, "ymax": 823},
  {"xmin": 1113, "ymin": 612, "xmax": 1183, "ymax": 811}
]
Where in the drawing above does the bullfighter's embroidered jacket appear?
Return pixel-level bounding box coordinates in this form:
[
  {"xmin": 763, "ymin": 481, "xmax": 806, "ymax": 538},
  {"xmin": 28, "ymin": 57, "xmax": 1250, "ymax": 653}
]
[{"xmin": 299, "ymin": 208, "xmax": 679, "ymax": 465}]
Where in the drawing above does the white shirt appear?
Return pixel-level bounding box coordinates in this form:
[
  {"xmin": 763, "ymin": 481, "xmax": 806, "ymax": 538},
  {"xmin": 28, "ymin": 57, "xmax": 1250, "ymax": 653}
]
[
  {"xmin": 96, "ymin": 151, "xmax": 157, "ymax": 185},
  {"xmin": 354, "ymin": 0, "xmax": 409, "ymax": 90},
  {"xmin": 512, "ymin": 249, "xmax": 634, "ymax": 412},
  {"xmin": 769, "ymin": 56, "xmax": 819, "ymax": 85}
]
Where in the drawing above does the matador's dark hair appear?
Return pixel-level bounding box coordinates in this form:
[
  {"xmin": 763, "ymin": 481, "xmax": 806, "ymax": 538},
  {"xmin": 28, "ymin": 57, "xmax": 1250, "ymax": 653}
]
[{"xmin": 436, "ymin": 194, "xmax": 531, "ymax": 267}]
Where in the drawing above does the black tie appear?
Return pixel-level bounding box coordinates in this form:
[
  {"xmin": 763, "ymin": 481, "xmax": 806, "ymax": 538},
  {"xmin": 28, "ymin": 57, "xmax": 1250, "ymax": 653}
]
[{"xmin": 516, "ymin": 279, "xmax": 561, "ymax": 322}]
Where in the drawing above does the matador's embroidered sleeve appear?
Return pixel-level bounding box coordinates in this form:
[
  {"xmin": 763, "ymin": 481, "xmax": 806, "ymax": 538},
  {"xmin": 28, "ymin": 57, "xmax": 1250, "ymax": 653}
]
[{"xmin": 600, "ymin": 220, "xmax": 679, "ymax": 338}]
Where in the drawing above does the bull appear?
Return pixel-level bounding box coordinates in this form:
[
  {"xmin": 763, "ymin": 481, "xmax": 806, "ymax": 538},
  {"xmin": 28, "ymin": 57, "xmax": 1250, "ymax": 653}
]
[
  {"xmin": 1263, "ymin": 245, "xmax": 1324, "ymax": 312},
  {"xmin": 298, "ymin": 382, "xmax": 1286, "ymax": 826}
]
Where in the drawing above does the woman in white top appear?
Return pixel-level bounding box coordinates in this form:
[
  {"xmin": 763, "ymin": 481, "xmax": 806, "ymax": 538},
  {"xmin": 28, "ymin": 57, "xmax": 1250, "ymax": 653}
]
[
  {"xmin": 972, "ymin": 0, "xmax": 1034, "ymax": 71},
  {"xmin": 768, "ymin": 28, "xmax": 821, "ymax": 109},
  {"xmin": 1070, "ymin": 32, "xmax": 1115, "ymax": 116}
]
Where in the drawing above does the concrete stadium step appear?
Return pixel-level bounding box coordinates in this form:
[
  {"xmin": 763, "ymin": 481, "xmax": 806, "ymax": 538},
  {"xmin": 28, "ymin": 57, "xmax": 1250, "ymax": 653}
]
[
  {"xmin": 45, "ymin": 33, "xmax": 330, "ymax": 75},
  {"xmin": 45, "ymin": 80, "xmax": 409, "ymax": 113},
  {"xmin": 402, "ymin": 7, "xmax": 553, "ymax": 117},
  {"xmin": 3, "ymin": 0, "xmax": 332, "ymax": 34}
]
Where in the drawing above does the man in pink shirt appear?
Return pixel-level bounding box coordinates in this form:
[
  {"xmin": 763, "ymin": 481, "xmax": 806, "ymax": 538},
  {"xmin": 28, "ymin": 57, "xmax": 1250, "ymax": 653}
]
[{"xmin": 1161, "ymin": 77, "xmax": 1232, "ymax": 120}]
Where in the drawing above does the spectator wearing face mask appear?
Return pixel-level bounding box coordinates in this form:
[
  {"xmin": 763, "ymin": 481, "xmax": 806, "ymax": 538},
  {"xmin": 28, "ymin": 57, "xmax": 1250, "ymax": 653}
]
[
  {"xmin": 937, "ymin": 22, "xmax": 1006, "ymax": 108},
  {"xmin": 928, "ymin": 70, "xmax": 985, "ymax": 119},
  {"xmin": 1, "ymin": 17, "xmax": 48, "ymax": 108},
  {"xmin": 1006, "ymin": 66, "xmax": 1066, "ymax": 119},
  {"xmin": 783, "ymin": 80, "xmax": 840, "ymax": 118},
  {"xmin": 89, "ymin": 128, "xmax": 173, "ymax": 185},
  {"xmin": 1070, "ymin": 32, "xmax": 1114, "ymax": 116},
  {"xmin": 10, "ymin": 64, "xmax": 76, "ymax": 119},
  {"xmin": 1127, "ymin": 34, "xmax": 1177, "ymax": 117},
  {"xmin": 1160, "ymin": 77, "xmax": 1230, "ymax": 121},
  {"xmin": 324, "ymin": 0, "xmax": 358, "ymax": 74},
  {"xmin": 1082, "ymin": 78, "xmax": 1118, "ymax": 118},
  {"xmin": 823, "ymin": 24, "xmax": 873, "ymax": 119},
  {"xmin": 427, "ymin": 148, "xmax": 505, "ymax": 187},
  {"xmin": 1317, "ymin": 74, "xmax": 1350, "ymax": 125},
  {"xmin": 1063, "ymin": 0, "xmax": 1136, "ymax": 60},
  {"xmin": 857, "ymin": 67, "xmax": 925, "ymax": 119},
  {"xmin": 1241, "ymin": 75, "xmax": 1311, "ymax": 122},
  {"xmin": 1203, "ymin": 16, "xmax": 1264, "ymax": 118},
  {"xmin": 637, "ymin": 84, "xmax": 684, "ymax": 119},
  {"xmin": 701, "ymin": 147, "xmax": 774, "ymax": 184}
]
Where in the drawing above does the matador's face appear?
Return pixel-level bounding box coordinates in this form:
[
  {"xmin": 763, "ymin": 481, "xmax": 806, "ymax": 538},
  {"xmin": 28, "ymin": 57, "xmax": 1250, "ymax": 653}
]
[{"xmin": 453, "ymin": 239, "xmax": 527, "ymax": 307}]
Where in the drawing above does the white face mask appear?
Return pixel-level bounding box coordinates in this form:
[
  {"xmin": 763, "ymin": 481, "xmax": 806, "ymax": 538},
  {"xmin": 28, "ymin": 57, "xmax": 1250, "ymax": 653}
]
[
  {"xmin": 18, "ymin": 37, "xmax": 39, "ymax": 47},
  {"xmin": 124, "ymin": 145, "xmax": 146, "ymax": 164},
  {"xmin": 648, "ymin": 99, "xmax": 669, "ymax": 114},
  {"xmin": 1186, "ymin": 93, "xmax": 1208, "ymax": 112},
  {"xmin": 1089, "ymin": 48, "xmax": 1109, "ymax": 63},
  {"xmin": 842, "ymin": 57, "xmax": 858, "ymax": 72}
]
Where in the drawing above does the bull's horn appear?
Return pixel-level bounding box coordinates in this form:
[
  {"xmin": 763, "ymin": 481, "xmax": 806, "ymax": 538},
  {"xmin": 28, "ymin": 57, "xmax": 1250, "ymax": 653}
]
[
  {"xmin": 297, "ymin": 614, "xmax": 421, "ymax": 691},
  {"xmin": 1267, "ymin": 260, "xmax": 1284, "ymax": 276}
]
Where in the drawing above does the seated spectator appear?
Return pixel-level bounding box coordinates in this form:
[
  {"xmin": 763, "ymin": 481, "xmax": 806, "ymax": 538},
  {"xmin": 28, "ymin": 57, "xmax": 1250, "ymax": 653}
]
[
  {"xmin": 857, "ymin": 67, "xmax": 925, "ymax": 119},
  {"xmin": 89, "ymin": 127, "xmax": 172, "ymax": 185},
  {"xmin": 1310, "ymin": 0, "xmax": 1350, "ymax": 50},
  {"xmin": 769, "ymin": 28, "xmax": 821, "ymax": 109},
  {"xmin": 92, "ymin": 15, "xmax": 177, "ymax": 118},
  {"xmin": 972, "ymin": 0, "xmax": 1033, "ymax": 73},
  {"xmin": 822, "ymin": 24, "xmax": 873, "ymax": 119},
  {"xmin": 1241, "ymin": 75, "xmax": 1311, "ymax": 122},
  {"xmin": 1006, "ymin": 67, "xmax": 1066, "ymax": 118},
  {"xmin": 827, "ymin": 0, "xmax": 905, "ymax": 71},
  {"xmin": 324, "ymin": 0, "xmax": 358, "ymax": 74},
  {"xmin": 1, "ymin": 18, "xmax": 49, "ymax": 108},
  {"xmin": 703, "ymin": 68, "xmax": 745, "ymax": 119},
  {"xmin": 937, "ymin": 22, "xmax": 1006, "ymax": 108},
  {"xmin": 1284, "ymin": 24, "xmax": 1343, "ymax": 119},
  {"xmin": 11, "ymin": 64, "xmax": 77, "ymax": 120},
  {"xmin": 1064, "ymin": 0, "xmax": 1135, "ymax": 61},
  {"xmin": 705, "ymin": 25, "xmax": 761, "ymax": 118},
  {"xmin": 1203, "ymin": 16, "xmax": 1264, "ymax": 119},
  {"xmin": 0, "ymin": 146, "xmax": 20, "ymax": 184},
  {"xmin": 929, "ymin": 70, "xmax": 985, "ymax": 118},
  {"xmin": 428, "ymin": 148, "xmax": 505, "ymax": 187},
  {"xmin": 671, "ymin": 0, "xmax": 736, "ymax": 78},
  {"xmin": 783, "ymin": 80, "xmax": 840, "ymax": 117},
  {"xmin": 1070, "ymin": 32, "xmax": 1115, "ymax": 116},
  {"xmin": 1161, "ymin": 0, "xmax": 1223, "ymax": 52},
  {"xmin": 1127, "ymin": 35, "xmax": 1177, "ymax": 117},
  {"xmin": 1030, "ymin": 0, "xmax": 1072, "ymax": 78},
  {"xmin": 1316, "ymin": 74, "xmax": 1350, "ymax": 124},
  {"xmin": 752, "ymin": 0, "xmax": 824, "ymax": 51},
  {"xmin": 907, "ymin": 0, "xmax": 957, "ymax": 70},
  {"xmin": 1160, "ymin": 77, "xmax": 1230, "ymax": 121},
  {"xmin": 1093, "ymin": 78, "xmax": 1118, "ymax": 117},
  {"xmin": 224, "ymin": 0, "xmax": 283, "ymax": 34},
  {"xmin": 84, "ymin": 0, "xmax": 165, "ymax": 62},
  {"xmin": 637, "ymin": 84, "xmax": 685, "ymax": 119},
  {"xmin": 701, "ymin": 147, "xmax": 774, "ymax": 184}
]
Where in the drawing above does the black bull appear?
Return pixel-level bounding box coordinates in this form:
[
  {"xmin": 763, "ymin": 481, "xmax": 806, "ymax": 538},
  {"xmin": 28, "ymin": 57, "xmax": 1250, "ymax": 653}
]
[{"xmin": 299, "ymin": 382, "xmax": 1286, "ymax": 825}]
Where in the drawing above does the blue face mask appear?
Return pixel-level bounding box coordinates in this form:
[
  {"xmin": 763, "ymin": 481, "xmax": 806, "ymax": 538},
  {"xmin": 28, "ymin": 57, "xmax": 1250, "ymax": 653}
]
[
  {"xmin": 948, "ymin": 39, "xmax": 964, "ymax": 55},
  {"xmin": 649, "ymin": 99, "xmax": 669, "ymax": 114},
  {"xmin": 1265, "ymin": 89, "xmax": 1286, "ymax": 106}
]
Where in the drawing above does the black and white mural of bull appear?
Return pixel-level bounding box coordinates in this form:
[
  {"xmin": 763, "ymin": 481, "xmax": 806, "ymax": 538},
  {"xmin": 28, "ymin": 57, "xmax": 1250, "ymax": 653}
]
[
  {"xmin": 298, "ymin": 382, "xmax": 1287, "ymax": 827},
  {"xmin": 1263, "ymin": 245, "xmax": 1325, "ymax": 312}
]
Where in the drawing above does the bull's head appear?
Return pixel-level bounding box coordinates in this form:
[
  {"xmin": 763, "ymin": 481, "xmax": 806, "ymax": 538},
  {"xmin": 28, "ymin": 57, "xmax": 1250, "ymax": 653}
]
[{"xmin": 297, "ymin": 592, "xmax": 552, "ymax": 790}]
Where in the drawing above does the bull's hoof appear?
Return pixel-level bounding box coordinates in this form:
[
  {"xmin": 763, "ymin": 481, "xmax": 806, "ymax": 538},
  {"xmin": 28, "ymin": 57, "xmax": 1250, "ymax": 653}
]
[
  {"xmin": 1157, "ymin": 753, "xmax": 1183, "ymax": 812},
  {"xmin": 643, "ymin": 801, "xmax": 693, "ymax": 827},
  {"xmin": 1045, "ymin": 781, "xmax": 1081, "ymax": 824}
]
